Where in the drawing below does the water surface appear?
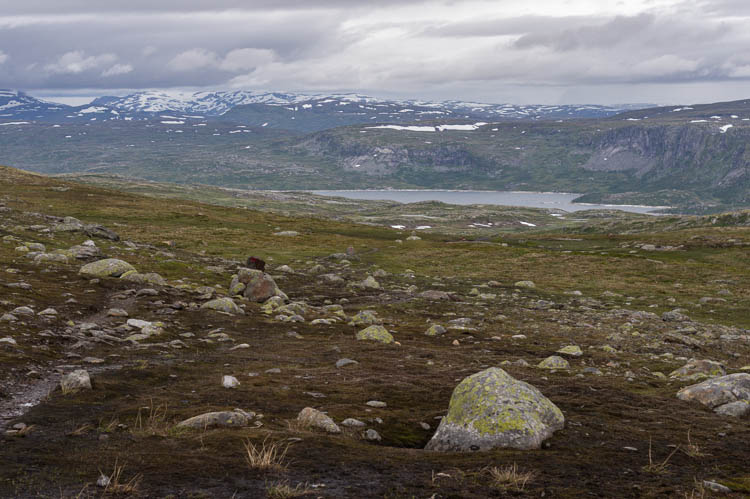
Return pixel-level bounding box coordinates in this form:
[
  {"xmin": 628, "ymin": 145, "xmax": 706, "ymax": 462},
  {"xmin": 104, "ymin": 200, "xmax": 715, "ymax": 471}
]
[{"xmin": 310, "ymin": 190, "xmax": 664, "ymax": 214}]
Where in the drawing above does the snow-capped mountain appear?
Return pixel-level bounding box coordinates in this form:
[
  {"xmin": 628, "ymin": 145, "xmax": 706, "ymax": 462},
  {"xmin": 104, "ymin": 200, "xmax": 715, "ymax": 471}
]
[
  {"xmin": 0, "ymin": 88, "xmax": 650, "ymax": 131},
  {"xmin": 0, "ymin": 90, "xmax": 69, "ymax": 120}
]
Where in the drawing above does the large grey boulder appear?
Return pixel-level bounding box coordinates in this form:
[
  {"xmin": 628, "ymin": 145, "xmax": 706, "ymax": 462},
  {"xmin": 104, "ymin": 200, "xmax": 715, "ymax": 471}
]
[
  {"xmin": 231, "ymin": 268, "xmax": 287, "ymax": 302},
  {"xmin": 677, "ymin": 373, "xmax": 750, "ymax": 417},
  {"xmin": 79, "ymin": 259, "xmax": 135, "ymax": 278},
  {"xmin": 175, "ymin": 410, "xmax": 253, "ymax": 429},
  {"xmin": 425, "ymin": 367, "xmax": 564, "ymax": 451}
]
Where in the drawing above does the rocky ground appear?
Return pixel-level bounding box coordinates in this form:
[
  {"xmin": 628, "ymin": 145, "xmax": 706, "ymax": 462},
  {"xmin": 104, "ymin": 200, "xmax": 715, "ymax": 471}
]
[{"xmin": 0, "ymin": 166, "xmax": 749, "ymax": 498}]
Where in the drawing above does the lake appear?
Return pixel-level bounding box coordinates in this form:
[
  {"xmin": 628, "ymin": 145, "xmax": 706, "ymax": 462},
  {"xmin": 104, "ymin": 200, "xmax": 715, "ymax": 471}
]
[{"xmin": 310, "ymin": 190, "xmax": 665, "ymax": 214}]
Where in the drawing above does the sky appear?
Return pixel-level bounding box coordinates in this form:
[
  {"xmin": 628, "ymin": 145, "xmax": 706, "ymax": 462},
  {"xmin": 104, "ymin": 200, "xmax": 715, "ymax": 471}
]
[{"xmin": 1, "ymin": 0, "xmax": 749, "ymax": 105}]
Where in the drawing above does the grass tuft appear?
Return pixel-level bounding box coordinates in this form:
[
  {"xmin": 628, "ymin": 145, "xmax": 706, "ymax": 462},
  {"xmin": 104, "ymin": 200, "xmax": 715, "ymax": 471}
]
[
  {"xmin": 265, "ymin": 480, "xmax": 313, "ymax": 498},
  {"xmin": 244, "ymin": 437, "xmax": 290, "ymax": 471},
  {"xmin": 485, "ymin": 463, "xmax": 536, "ymax": 492}
]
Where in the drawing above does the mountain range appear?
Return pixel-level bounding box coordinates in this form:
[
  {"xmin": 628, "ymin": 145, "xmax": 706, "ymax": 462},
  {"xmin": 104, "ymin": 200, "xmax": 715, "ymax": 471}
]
[
  {"xmin": 0, "ymin": 88, "xmax": 748, "ymax": 214},
  {"xmin": 0, "ymin": 89, "xmax": 647, "ymax": 130}
]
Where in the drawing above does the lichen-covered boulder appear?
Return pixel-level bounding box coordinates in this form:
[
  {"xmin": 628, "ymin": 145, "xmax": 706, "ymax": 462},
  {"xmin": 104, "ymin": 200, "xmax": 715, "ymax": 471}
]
[
  {"xmin": 121, "ymin": 271, "xmax": 167, "ymax": 286},
  {"xmin": 233, "ymin": 268, "xmax": 287, "ymax": 302},
  {"xmin": 79, "ymin": 258, "xmax": 135, "ymax": 278},
  {"xmin": 557, "ymin": 345, "xmax": 583, "ymax": 357},
  {"xmin": 670, "ymin": 359, "xmax": 726, "ymax": 381},
  {"xmin": 425, "ymin": 324, "xmax": 447, "ymax": 336},
  {"xmin": 201, "ymin": 297, "xmax": 241, "ymax": 315},
  {"xmin": 297, "ymin": 407, "xmax": 341, "ymax": 433},
  {"xmin": 175, "ymin": 410, "xmax": 253, "ymax": 429},
  {"xmin": 537, "ymin": 356, "xmax": 570, "ymax": 369},
  {"xmin": 514, "ymin": 280, "xmax": 536, "ymax": 288},
  {"xmin": 349, "ymin": 310, "xmax": 381, "ymax": 326},
  {"xmin": 426, "ymin": 368, "xmax": 564, "ymax": 451},
  {"xmin": 356, "ymin": 325, "xmax": 394, "ymax": 344},
  {"xmin": 677, "ymin": 373, "xmax": 750, "ymax": 417}
]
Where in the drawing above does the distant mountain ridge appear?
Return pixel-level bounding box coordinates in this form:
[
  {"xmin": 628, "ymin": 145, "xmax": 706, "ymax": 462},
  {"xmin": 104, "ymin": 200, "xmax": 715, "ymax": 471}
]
[{"xmin": 0, "ymin": 88, "xmax": 649, "ymax": 130}]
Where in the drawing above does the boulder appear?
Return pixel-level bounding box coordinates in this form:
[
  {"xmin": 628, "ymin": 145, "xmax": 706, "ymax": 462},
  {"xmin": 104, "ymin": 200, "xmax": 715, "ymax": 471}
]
[
  {"xmin": 297, "ymin": 407, "xmax": 341, "ymax": 433},
  {"xmin": 425, "ymin": 324, "xmax": 447, "ymax": 337},
  {"xmin": 425, "ymin": 368, "xmax": 564, "ymax": 451},
  {"xmin": 676, "ymin": 373, "xmax": 750, "ymax": 417},
  {"xmin": 556, "ymin": 345, "xmax": 583, "ymax": 357},
  {"xmin": 79, "ymin": 259, "xmax": 135, "ymax": 278},
  {"xmin": 233, "ymin": 268, "xmax": 287, "ymax": 302},
  {"xmin": 514, "ymin": 280, "xmax": 536, "ymax": 289},
  {"xmin": 356, "ymin": 325, "xmax": 394, "ymax": 344},
  {"xmin": 670, "ymin": 359, "xmax": 726, "ymax": 381},
  {"xmin": 537, "ymin": 356, "xmax": 570, "ymax": 369},
  {"xmin": 175, "ymin": 410, "xmax": 253, "ymax": 430},
  {"xmin": 201, "ymin": 297, "xmax": 241, "ymax": 315},
  {"xmin": 121, "ymin": 271, "xmax": 167, "ymax": 286},
  {"xmin": 60, "ymin": 369, "xmax": 92, "ymax": 393},
  {"xmin": 349, "ymin": 310, "xmax": 381, "ymax": 326}
]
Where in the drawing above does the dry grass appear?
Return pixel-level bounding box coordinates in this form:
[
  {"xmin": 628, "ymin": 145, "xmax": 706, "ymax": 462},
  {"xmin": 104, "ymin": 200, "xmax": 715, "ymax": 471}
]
[
  {"xmin": 682, "ymin": 429, "xmax": 706, "ymax": 458},
  {"xmin": 68, "ymin": 424, "xmax": 93, "ymax": 437},
  {"xmin": 265, "ymin": 480, "xmax": 313, "ymax": 498},
  {"xmin": 101, "ymin": 461, "xmax": 142, "ymax": 496},
  {"xmin": 485, "ymin": 463, "xmax": 536, "ymax": 492},
  {"xmin": 244, "ymin": 437, "xmax": 290, "ymax": 471},
  {"xmin": 642, "ymin": 438, "xmax": 680, "ymax": 474},
  {"xmin": 131, "ymin": 399, "xmax": 170, "ymax": 437}
]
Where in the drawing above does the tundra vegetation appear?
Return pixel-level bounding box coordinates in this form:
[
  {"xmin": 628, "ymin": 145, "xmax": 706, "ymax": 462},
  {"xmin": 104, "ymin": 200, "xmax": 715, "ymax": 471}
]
[{"xmin": 0, "ymin": 165, "xmax": 748, "ymax": 497}]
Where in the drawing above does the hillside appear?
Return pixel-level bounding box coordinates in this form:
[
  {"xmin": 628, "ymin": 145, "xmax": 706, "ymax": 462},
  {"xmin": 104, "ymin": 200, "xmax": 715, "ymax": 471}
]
[
  {"xmin": 0, "ymin": 92, "xmax": 748, "ymax": 213},
  {"xmin": 1, "ymin": 166, "xmax": 749, "ymax": 497}
]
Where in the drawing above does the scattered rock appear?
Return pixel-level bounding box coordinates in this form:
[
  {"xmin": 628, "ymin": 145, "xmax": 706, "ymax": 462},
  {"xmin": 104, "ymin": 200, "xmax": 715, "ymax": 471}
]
[
  {"xmin": 537, "ymin": 356, "xmax": 570, "ymax": 370},
  {"xmin": 233, "ymin": 268, "xmax": 287, "ymax": 302},
  {"xmin": 341, "ymin": 418, "xmax": 366, "ymax": 427},
  {"xmin": 356, "ymin": 325, "xmax": 394, "ymax": 344},
  {"xmin": 349, "ymin": 310, "xmax": 381, "ymax": 326},
  {"xmin": 201, "ymin": 297, "xmax": 241, "ymax": 315},
  {"xmin": 425, "ymin": 324, "xmax": 447, "ymax": 336},
  {"xmin": 176, "ymin": 410, "xmax": 253, "ymax": 429},
  {"xmin": 676, "ymin": 373, "xmax": 750, "ymax": 417},
  {"xmin": 61, "ymin": 369, "xmax": 92, "ymax": 393},
  {"xmin": 297, "ymin": 407, "xmax": 341, "ymax": 433},
  {"xmin": 79, "ymin": 259, "xmax": 135, "ymax": 278},
  {"xmin": 425, "ymin": 367, "xmax": 564, "ymax": 451},
  {"xmin": 222, "ymin": 375, "xmax": 240, "ymax": 388},
  {"xmin": 514, "ymin": 280, "xmax": 536, "ymax": 289},
  {"xmin": 366, "ymin": 400, "xmax": 387, "ymax": 408},
  {"xmin": 336, "ymin": 358, "xmax": 358, "ymax": 368},
  {"xmin": 556, "ymin": 345, "xmax": 583, "ymax": 357},
  {"xmin": 364, "ymin": 429, "xmax": 382, "ymax": 441},
  {"xmin": 669, "ymin": 359, "xmax": 726, "ymax": 381}
]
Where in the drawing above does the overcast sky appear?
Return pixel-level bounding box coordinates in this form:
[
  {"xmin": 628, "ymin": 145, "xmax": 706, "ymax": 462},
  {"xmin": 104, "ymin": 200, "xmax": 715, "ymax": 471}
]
[{"xmin": 1, "ymin": 0, "xmax": 749, "ymax": 105}]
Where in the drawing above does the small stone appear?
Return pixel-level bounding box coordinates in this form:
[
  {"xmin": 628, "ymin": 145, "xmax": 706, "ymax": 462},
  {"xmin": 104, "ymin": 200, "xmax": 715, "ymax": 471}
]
[
  {"xmin": 702, "ymin": 481, "xmax": 731, "ymax": 494},
  {"xmin": 336, "ymin": 358, "xmax": 358, "ymax": 368},
  {"xmin": 424, "ymin": 324, "xmax": 447, "ymax": 337},
  {"xmin": 265, "ymin": 368, "xmax": 281, "ymax": 374},
  {"xmin": 176, "ymin": 410, "xmax": 253, "ymax": 429},
  {"xmin": 0, "ymin": 337, "xmax": 17, "ymax": 345},
  {"xmin": 341, "ymin": 418, "xmax": 366, "ymax": 427},
  {"xmin": 514, "ymin": 280, "xmax": 536, "ymax": 288},
  {"xmin": 107, "ymin": 308, "xmax": 128, "ymax": 317},
  {"xmin": 12, "ymin": 306, "xmax": 34, "ymax": 316},
  {"xmin": 364, "ymin": 429, "xmax": 382, "ymax": 441},
  {"xmin": 222, "ymin": 375, "xmax": 240, "ymax": 388},
  {"xmin": 97, "ymin": 474, "xmax": 111, "ymax": 488},
  {"xmin": 366, "ymin": 400, "xmax": 387, "ymax": 408}
]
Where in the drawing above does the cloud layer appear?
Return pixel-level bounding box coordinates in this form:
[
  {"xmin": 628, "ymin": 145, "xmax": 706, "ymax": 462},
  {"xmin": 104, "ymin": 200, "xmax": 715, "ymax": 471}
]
[{"xmin": 1, "ymin": 0, "xmax": 749, "ymax": 104}]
